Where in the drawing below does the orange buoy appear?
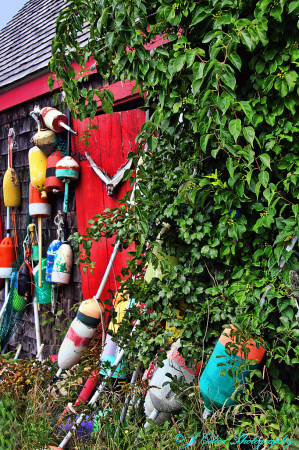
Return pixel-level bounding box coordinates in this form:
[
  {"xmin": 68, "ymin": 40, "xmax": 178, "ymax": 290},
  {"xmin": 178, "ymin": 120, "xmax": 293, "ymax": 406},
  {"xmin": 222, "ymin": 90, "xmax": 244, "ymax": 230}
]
[
  {"xmin": 46, "ymin": 151, "xmax": 64, "ymax": 193},
  {"xmin": 29, "ymin": 182, "xmax": 51, "ymax": 218},
  {"xmin": 0, "ymin": 237, "xmax": 16, "ymax": 278},
  {"xmin": 77, "ymin": 298, "xmax": 105, "ymax": 328},
  {"xmin": 29, "ymin": 146, "xmax": 48, "ymax": 198}
]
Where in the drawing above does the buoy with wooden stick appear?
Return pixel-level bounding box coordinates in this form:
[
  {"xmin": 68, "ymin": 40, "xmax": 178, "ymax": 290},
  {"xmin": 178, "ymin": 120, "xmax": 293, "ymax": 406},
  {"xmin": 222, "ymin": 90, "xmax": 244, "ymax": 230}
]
[
  {"xmin": 40, "ymin": 107, "xmax": 78, "ymax": 135},
  {"xmin": 29, "ymin": 182, "xmax": 51, "ymax": 288}
]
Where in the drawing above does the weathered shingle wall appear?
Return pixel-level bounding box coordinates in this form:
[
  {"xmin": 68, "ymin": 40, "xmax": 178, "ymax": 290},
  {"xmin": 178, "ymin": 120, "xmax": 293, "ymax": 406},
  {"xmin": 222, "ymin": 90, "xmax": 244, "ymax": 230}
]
[
  {"xmin": 0, "ymin": 91, "xmax": 81, "ymax": 359},
  {"xmin": 0, "ymin": 0, "xmax": 89, "ymax": 89}
]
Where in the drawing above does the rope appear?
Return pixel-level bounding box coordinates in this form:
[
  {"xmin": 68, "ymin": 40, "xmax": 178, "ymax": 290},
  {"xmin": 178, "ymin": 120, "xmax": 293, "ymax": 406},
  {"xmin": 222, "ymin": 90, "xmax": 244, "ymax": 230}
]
[{"xmin": 93, "ymin": 297, "xmax": 106, "ymax": 350}]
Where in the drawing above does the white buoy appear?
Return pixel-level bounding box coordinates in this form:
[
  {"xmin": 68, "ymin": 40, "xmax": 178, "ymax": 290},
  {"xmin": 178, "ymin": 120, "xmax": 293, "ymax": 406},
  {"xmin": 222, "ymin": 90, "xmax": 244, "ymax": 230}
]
[
  {"xmin": 58, "ymin": 317, "xmax": 97, "ymax": 370},
  {"xmin": 52, "ymin": 243, "xmax": 73, "ymax": 285},
  {"xmin": 144, "ymin": 339, "xmax": 198, "ymax": 427}
]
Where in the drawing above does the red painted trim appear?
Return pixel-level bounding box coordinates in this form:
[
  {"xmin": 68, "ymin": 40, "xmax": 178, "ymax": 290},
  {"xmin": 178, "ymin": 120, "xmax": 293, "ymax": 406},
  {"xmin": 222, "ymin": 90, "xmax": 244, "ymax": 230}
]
[{"xmin": 0, "ymin": 32, "xmax": 166, "ymax": 111}]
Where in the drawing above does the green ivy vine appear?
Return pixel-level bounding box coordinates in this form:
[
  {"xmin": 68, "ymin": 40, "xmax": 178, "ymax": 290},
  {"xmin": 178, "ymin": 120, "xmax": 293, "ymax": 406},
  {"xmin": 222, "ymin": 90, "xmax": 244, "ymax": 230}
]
[{"xmin": 49, "ymin": 0, "xmax": 299, "ymax": 445}]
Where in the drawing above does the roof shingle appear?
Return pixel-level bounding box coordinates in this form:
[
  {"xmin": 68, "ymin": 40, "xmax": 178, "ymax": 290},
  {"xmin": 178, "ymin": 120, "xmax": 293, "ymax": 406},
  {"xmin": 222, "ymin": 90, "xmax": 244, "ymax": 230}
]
[{"xmin": 0, "ymin": 0, "xmax": 89, "ymax": 90}]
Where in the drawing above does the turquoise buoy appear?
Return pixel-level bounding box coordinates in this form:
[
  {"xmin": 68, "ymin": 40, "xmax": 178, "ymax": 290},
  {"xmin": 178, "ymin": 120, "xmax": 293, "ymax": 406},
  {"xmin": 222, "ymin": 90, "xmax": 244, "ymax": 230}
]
[{"xmin": 198, "ymin": 328, "xmax": 265, "ymax": 412}]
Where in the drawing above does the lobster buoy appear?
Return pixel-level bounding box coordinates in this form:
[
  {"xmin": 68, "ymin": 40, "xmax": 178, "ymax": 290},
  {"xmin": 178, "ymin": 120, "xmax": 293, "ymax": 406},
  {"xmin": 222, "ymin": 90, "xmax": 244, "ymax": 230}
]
[
  {"xmin": 29, "ymin": 146, "xmax": 48, "ymax": 198},
  {"xmin": 46, "ymin": 151, "xmax": 64, "ymax": 193},
  {"xmin": 51, "ymin": 244, "xmax": 73, "ymax": 285},
  {"xmin": 99, "ymin": 333, "xmax": 127, "ymax": 379},
  {"xmin": 198, "ymin": 327, "xmax": 265, "ymax": 413},
  {"xmin": 40, "ymin": 107, "xmax": 68, "ymax": 133},
  {"xmin": 32, "ymin": 127, "xmax": 56, "ymax": 156},
  {"xmin": 165, "ymin": 298, "xmax": 189, "ymax": 343},
  {"xmin": 33, "ymin": 258, "xmax": 52, "ymax": 305},
  {"xmin": 46, "ymin": 240, "xmax": 62, "ymax": 282},
  {"xmin": 56, "ymin": 156, "xmax": 79, "ymax": 181},
  {"xmin": 10, "ymin": 272, "xmax": 27, "ymax": 312},
  {"xmin": 58, "ymin": 317, "xmax": 97, "ymax": 370},
  {"xmin": 107, "ymin": 292, "xmax": 129, "ymax": 335},
  {"xmin": 29, "ymin": 182, "xmax": 51, "ymax": 218},
  {"xmin": 144, "ymin": 339, "xmax": 198, "ymax": 426},
  {"xmin": 17, "ymin": 262, "xmax": 33, "ymax": 302},
  {"xmin": 77, "ymin": 298, "xmax": 104, "ymax": 328},
  {"xmin": 3, "ymin": 168, "xmax": 21, "ymax": 207},
  {"xmin": 0, "ymin": 237, "xmax": 16, "ymax": 278}
]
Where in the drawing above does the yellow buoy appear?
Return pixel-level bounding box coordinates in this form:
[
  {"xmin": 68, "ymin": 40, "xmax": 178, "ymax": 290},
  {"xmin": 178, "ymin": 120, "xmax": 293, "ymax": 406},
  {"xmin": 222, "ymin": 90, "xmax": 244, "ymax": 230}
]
[
  {"xmin": 107, "ymin": 292, "xmax": 129, "ymax": 335},
  {"xmin": 3, "ymin": 168, "xmax": 21, "ymax": 207},
  {"xmin": 28, "ymin": 146, "xmax": 48, "ymax": 198}
]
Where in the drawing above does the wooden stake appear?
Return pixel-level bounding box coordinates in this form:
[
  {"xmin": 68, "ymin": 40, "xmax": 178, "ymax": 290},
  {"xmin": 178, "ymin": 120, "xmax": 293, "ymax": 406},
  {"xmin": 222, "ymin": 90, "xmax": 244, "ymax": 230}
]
[{"xmin": 38, "ymin": 216, "xmax": 42, "ymax": 288}]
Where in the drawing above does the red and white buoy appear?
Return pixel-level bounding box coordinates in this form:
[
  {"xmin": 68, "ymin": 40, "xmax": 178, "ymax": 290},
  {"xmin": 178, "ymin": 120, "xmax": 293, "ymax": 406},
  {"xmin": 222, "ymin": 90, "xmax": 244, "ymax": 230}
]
[
  {"xmin": 0, "ymin": 237, "xmax": 16, "ymax": 279},
  {"xmin": 29, "ymin": 182, "xmax": 51, "ymax": 288},
  {"xmin": 29, "ymin": 182, "xmax": 51, "ymax": 218},
  {"xmin": 40, "ymin": 107, "xmax": 78, "ymax": 135},
  {"xmin": 58, "ymin": 298, "xmax": 104, "ymax": 370},
  {"xmin": 58, "ymin": 317, "xmax": 97, "ymax": 370},
  {"xmin": 51, "ymin": 244, "xmax": 73, "ymax": 285},
  {"xmin": 46, "ymin": 151, "xmax": 65, "ymax": 193}
]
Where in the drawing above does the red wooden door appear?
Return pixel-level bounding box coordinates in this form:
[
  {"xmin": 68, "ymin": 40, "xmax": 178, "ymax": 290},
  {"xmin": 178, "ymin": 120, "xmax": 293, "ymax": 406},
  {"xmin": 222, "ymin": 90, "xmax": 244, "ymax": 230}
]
[{"xmin": 72, "ymin": 109, "xmax": 145, "ymax": 303}]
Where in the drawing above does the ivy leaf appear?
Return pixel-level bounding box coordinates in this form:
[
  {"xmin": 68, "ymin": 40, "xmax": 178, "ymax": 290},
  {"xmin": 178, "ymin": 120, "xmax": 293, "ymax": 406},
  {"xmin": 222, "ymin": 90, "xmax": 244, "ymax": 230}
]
[
  {"xmin": 193, "ymin": 62, "xmax": 205, "ymax": 80},
  {"xmin": 186, "ymin": 50, "xmax": 196, "ymax": 68},
  {"xmin": 229, "ymin": 119, "xmax": 241, "ymax": 142},
  {"xmin": 97, "ymin": 7, "xmax": 109, "ymax": 34},
  {"xmin": 222, "ymin": 69, "xmax": 236, "ymax": 89},
  {"xmin": 241, "ymin": 29, "xmax": 256, "ymax": 50},
  {"xmin": 243, "ymin": 127, "xmax": 255, "ymax": 147},
  {"xmin": 239, "ymin": 101, "xmax": 253, "ymax": 123},
  {"xmin": 260, "ymin": 153, "xmax": 271, "ymax": 170},
  {"xmin": 174, "ymin": 54, "xmax": 186, "ymax": 72},
  {"xmin": 289, "ymin": 1, "xmax": 299, "ymax": 13},
  {"xmin": 255, "ymin": 181, "xmax": 261, "ymax": 200},
  {"xmin": 101, "ymin": 99, "xmax": 113, "ymax": 114},
  {"xmin": 229, "ymin": 52, "xmax": 242, "ymax": 71},
  {"xmin": 259, "ymin": 171, "xmax": 269, "ymax": 188}
]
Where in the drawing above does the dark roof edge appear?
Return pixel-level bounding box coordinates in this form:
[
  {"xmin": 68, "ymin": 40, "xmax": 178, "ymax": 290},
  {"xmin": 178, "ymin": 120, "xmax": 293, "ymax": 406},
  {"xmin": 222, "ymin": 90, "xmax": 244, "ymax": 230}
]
[{"xmin": 0, "ymin": 68, "xmax": 51, "ymax": 95}]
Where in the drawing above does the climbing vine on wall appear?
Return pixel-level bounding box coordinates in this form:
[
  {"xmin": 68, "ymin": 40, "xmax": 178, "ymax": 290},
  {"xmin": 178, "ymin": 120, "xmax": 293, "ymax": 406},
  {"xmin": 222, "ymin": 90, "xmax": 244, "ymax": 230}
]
[{"xmin": 49, "ymin": 0, "xmax": 299, "ymax": 444}]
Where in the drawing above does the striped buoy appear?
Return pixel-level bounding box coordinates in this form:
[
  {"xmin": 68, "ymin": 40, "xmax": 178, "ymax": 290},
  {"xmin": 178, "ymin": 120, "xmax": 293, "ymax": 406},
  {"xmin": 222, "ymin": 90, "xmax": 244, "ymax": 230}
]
[
  {"xmin": 33, "ymin": 258, "xmax": 52, "ymax": 305},
  {"xmin": 17, "ymin": 262, "xmax": 33, "ymax": 303},
  {"xmin": 198, "ymin": 327, "xmax": 265, "ymax": 412},
  {"xmin": 77, "ymin": 298, "xmax": 104, "ymax": 328},
  {"xmin": 29, "ymin": 146, "xmax": 48, "ymax": 199},
  {"xmin": 29, "ymin": 182, "xmax": 51, "ymax": 218},
  {"xmin": 0, "ymin": 237, "xmax": 16, "ymax": 278},
  {"xmin": 46, "ymin": 151, "xmax": 64, "ymax": 193},
  {"xmin": 51, "ymin": 244, "xmax": 73, "ymax": 285},
  {"xmin": 40, "ymin": 107, "xmax": 68, "ymax": 133},
  {"xmin": 3, "ymin": 168, "xmax": 21, "ymax": 207},
  {"xmin": 56, "ymin": 156, "xmax": 79, "ymax": 181},
  {"xmin": 58, "ymin": 317, "xmax": 97, "ymax": 370},
  {"xmin": 46, "ymin": 240, "xmax": 62, "ymax": 282}
]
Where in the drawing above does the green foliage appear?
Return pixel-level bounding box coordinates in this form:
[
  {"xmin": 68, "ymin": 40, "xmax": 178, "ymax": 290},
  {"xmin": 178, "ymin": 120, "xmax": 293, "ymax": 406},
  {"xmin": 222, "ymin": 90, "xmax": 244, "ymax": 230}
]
[{"xmin": 49, "ymin": 0, "xmax": 299, "ymax": 444}]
